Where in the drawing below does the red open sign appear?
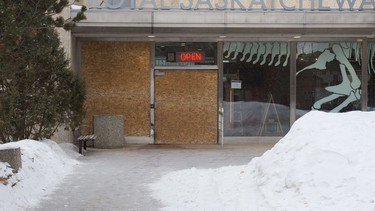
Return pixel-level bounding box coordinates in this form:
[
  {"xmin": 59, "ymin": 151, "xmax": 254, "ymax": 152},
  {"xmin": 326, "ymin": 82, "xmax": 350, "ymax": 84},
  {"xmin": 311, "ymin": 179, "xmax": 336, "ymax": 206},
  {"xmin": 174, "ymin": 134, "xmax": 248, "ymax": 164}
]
[{"xmin": 176, "ymin": 52, "xmax": 205, "ymax": 62}]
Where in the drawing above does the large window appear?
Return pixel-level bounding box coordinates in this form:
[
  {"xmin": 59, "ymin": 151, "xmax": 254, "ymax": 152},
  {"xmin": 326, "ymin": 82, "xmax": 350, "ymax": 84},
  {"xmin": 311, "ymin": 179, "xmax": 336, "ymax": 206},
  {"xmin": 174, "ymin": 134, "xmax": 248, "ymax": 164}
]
[
  {"xmin": 221, "ymin": 41, "xmax": 369, "ymax": 137},
  {"xmin": 296, "ymin": 42, "xmax": 362, "ymax": 117},
  {"xmin": 369, "ymin": 42, "xmax": 375, "ymax": 111},
  {"xmin": 223, "ymin": 42, "xmax": 290, "ymax": 137}
]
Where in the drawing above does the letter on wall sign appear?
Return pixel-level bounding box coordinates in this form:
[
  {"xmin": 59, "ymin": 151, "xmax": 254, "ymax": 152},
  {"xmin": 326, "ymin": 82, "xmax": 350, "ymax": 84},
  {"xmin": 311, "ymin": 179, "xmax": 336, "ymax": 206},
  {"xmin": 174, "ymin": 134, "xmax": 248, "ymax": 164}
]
[
  {"xmin": 181, "ymin": 0, "xmax": 194, "ymax": 9},
  {"xmin": 359, "ymin": 0, "xmax": 375, "ymax": 10},
  {"xmin": 231, "ymin": 0, "xmax": 246, "ymax": 10},
  {"xmin": 100, "ymin": 0, "xmax": 375, "ymax": 11},
  {"xmin": 140, "ymin": 0, "xmax": 157, "ymax": 9},
  {"xmin": 131, "ymin": 0, "xmax": 135, "ymax": 9},
  {"xmin": 105, "ymin": 0, "xmax": 125, "ymax": 9},
  {"xmin": 249, "ymin": 0, "xmax": 267, "ymax": 9},
  {"xmin": 160, "ymin": 0, "xmax": 171, "ymax": 10},
  {"xmin": 215, "ymin": 0, "xmax": 228, "ymax": 10},
  {"xmin": 336, "ymin": 0, "xmax": 356, "ymax": 11},
  {"xmin": 318, "ymin": 0, "xmax": 331, "ymax": 10},
  {"xmin": 280, "ymin": 0, "xmax": 295, "ymax": 10},
  {"xmin": 195, "ymin": 0, "xmax": 214, "ymax": 10}
]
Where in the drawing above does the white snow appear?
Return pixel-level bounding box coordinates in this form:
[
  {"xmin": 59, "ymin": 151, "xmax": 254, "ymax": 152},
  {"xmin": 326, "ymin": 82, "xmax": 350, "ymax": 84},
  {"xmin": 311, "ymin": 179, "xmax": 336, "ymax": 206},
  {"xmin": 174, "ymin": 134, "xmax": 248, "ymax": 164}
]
[
  {"xmin": 1, "ymin": 111, "xmax": 375, "ymax": 211},
  {"xmin": 0, "ymin": 140, "xmax": 80, "ymax": 211},
  {"xmin": 150, "ymin": 111, "xmax": 375, "ymax": 211}
]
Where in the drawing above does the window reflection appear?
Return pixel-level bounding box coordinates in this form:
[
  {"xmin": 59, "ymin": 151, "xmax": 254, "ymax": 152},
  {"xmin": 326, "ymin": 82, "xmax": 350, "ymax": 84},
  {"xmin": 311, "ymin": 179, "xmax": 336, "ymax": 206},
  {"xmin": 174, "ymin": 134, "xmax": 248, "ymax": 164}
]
[
  {"xmin": 223, "ymin": 42, "xmax": 290, "ymax": 137},
  {"xmin": 296, "ymin": 42, "xmax": 362, "ymax": 117}
]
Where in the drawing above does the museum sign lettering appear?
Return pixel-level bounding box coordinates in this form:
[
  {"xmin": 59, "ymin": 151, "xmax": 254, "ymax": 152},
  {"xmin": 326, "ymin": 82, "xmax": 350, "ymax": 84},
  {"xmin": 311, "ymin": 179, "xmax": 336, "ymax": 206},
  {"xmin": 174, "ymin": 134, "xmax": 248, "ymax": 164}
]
[{"xmin": 96, "ymin": 0, "xmax": 375, "ymax": 11}]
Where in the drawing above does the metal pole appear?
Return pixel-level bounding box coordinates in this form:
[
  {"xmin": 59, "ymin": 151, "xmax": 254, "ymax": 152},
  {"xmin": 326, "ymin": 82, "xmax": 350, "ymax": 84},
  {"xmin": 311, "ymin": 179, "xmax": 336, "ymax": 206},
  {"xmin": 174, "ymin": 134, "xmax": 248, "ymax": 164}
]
[
  {"xmin": 290, "ymin": 41, "xmax": 297, "ymax": 126},
  {"xmin": 362, "ymin": 40, "xmax": 369, "ymax": 111},
  {"xmin": 150, "ymin": 41, "xmax": 155, "ymax": 143},
  {"xmin": 218, "ymin": 41, "xmax": 224, "ymax": 147}
]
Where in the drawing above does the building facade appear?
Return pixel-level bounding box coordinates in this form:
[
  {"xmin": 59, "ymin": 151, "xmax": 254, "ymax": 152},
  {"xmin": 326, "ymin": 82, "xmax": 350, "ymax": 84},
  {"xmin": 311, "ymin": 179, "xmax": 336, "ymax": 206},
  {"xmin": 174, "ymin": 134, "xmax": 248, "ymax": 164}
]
[{"xmin": 70, "ymin": 0, "xmax": 375, "ymax": 144}]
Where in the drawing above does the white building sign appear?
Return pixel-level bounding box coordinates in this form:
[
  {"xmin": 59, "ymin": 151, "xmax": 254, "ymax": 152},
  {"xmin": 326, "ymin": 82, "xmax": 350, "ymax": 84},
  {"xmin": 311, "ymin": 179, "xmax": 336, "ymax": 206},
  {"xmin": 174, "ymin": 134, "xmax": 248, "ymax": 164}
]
[{"xmin": 94, "ymin": 0, "xmax": 375, "ymax": 11}]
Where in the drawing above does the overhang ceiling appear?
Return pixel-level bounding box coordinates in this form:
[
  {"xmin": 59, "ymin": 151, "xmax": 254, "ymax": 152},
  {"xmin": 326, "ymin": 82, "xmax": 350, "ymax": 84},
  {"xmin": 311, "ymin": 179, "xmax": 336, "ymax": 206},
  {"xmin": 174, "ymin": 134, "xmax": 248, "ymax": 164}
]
[{"xmin": 72, "ymin": 10, "xmax": 375, "ymax": 40}]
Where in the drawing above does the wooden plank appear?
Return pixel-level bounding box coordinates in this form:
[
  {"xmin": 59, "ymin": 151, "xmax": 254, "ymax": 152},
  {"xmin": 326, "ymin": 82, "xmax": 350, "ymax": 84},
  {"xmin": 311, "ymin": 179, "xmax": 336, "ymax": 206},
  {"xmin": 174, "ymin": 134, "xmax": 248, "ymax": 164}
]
[
  {"xmin": 81, "ymin": 41, "xmax": 150, "ymax": 136},
  {"xmin": 155, "ymin": 70, "xmax": 218, "ymax": 144}
]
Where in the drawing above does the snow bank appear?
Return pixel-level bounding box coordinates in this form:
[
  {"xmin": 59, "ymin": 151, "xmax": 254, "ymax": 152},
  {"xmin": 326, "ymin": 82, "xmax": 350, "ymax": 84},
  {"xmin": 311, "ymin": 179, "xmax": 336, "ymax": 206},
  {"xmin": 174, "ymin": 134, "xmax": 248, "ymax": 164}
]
[
  {"xmin": 0, "ymin": 140, "xmax": 80, "ymax": 211},
  {"xmin": 150, "ymin": 111, "xmax": 375, "ymax": 211},
  {"xmin": 59, "ymin": 143, "xmax": 83, "ymax": 160}
]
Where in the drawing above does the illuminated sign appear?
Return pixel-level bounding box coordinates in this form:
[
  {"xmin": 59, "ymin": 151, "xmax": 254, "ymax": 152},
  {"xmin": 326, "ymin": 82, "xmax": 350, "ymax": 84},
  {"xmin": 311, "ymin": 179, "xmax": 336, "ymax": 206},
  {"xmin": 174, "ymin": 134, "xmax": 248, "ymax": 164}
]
[
  {"xmin": 176, "ymin": 52, "xmax": 205, "ymax": 62},
  {"xmin": 91, "ymin": 0, "xmax": 375, "ymax": 11}
]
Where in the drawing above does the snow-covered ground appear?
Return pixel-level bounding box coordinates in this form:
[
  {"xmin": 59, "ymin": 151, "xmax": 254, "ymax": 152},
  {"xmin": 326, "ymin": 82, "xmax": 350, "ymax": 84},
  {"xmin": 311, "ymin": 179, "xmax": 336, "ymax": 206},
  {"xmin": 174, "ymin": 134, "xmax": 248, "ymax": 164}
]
[
  {"xmin": 0, "ymin": 140, "xmax": 81, "ymax": 211},
  {"xmin": 1, "ymin": 111, "xmax": 375, "ymax": 211},
  {"xmin": 150, "ymin": 111, "xmax": 375, "ymax": 211}
]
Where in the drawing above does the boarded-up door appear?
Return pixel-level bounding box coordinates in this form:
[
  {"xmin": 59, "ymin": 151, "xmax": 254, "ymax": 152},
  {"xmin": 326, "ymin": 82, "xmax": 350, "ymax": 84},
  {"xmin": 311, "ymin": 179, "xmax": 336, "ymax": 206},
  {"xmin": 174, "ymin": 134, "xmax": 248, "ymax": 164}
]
[{"xmin": 155, "ymin": 69, "xmax": 217, "ymax": 144}]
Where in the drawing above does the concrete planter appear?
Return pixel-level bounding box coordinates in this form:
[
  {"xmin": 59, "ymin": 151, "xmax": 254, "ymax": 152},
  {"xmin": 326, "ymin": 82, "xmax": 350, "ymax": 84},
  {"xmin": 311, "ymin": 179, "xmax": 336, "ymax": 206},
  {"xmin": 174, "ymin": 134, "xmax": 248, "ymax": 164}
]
[
  {"xmin": 0, "ymin": 147, "xmax": 22, "ymax": 172},
  {"xmin": 94, "ymin": 115, "xmax": 124, "ymax": 148}
]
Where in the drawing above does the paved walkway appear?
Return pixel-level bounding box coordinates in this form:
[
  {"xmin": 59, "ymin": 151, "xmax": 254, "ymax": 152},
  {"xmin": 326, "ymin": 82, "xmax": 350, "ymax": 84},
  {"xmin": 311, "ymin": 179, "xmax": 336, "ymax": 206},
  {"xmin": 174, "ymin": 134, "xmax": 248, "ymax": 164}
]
[{"xmin": 32, "ymin": 144, "xmax": 273, "ymax": 211}]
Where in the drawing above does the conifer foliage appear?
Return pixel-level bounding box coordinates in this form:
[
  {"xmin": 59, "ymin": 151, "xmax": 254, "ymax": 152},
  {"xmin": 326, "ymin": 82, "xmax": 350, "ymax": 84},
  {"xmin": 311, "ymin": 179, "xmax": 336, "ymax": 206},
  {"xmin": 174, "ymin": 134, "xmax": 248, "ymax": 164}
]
[{"xmin": 0, "ymin": 0, "xmax": 86, "ymax": 142}]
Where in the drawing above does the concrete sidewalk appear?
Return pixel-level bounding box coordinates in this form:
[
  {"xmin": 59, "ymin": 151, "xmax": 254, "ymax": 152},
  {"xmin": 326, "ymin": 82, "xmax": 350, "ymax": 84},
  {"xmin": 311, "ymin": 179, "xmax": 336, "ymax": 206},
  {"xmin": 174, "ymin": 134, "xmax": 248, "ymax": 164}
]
[{"xmin": 32, "ymin": 144, "xmax": 273, "ymax": 211}]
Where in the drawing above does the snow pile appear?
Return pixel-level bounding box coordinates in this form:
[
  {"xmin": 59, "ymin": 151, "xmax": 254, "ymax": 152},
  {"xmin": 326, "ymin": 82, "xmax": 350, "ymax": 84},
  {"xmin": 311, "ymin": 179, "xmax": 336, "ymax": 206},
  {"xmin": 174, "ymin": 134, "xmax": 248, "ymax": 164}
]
[
  {"xmin": 0, "ymin": 140, "xmax": 80, "ymax": 211},
  {"xmin": 150, "ymin": 111, "xmax": 375, "ymax": 211},
  {"xmin": 59, "ymin": 143, "xmax": 83, "ymax": 160}
]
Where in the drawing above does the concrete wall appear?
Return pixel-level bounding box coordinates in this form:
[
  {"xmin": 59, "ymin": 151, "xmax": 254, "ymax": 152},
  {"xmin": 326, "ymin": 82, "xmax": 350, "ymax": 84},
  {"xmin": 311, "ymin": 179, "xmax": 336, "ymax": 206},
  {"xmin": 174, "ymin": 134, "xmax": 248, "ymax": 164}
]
[
  {"xmin": 51, "ymin": 3, "xmax": 73, "ymax": 144},
  {"xmin": 72, "ymin": 2, "xmax": 374, "ymax": 39}
]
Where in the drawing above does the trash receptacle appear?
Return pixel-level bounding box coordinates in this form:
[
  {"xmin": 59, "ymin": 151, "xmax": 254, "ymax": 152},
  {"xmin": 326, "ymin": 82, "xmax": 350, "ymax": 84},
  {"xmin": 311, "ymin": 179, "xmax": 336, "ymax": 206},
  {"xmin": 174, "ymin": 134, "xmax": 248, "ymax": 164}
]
[{"xmin": 94, "ymin": 115, "xmax": 124, "ymax": 148}]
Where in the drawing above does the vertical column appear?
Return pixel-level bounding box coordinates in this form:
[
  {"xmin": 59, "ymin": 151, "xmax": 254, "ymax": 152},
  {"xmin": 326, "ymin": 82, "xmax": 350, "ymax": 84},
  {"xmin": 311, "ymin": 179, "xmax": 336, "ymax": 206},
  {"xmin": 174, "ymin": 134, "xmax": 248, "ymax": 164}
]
[
  {"xmin": 150, "ymin": 42, "xmax": 155, "ymax": 142},
  {"xmin": 361, "ymin": 40, "xmax": 369, "ymax": 111},
  {"xmin": 71, "ymin": 36, "xmax": 82, "ymax": 141},
  {"xmin": 290, "ymin": 41, "xmax": 297, "ymax": 126},
  {"xmin": 71, "ymin": 36, "xmax": 82, "ymax": 76},
  {"xmin": 218, "ymin": 41, "xmax": 224, "ymax": 145}
]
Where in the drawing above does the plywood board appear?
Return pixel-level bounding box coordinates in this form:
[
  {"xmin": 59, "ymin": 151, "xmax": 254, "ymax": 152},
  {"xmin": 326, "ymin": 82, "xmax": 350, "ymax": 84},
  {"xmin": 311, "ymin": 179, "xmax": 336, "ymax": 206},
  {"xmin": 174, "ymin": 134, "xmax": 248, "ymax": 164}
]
[
  {"xmin": 155, "ymin": 70, "xmax": 218, "ymax": 144},
  {"xmin": 81, "ymin": 41, "xmax": 150, "ymax": 136}
]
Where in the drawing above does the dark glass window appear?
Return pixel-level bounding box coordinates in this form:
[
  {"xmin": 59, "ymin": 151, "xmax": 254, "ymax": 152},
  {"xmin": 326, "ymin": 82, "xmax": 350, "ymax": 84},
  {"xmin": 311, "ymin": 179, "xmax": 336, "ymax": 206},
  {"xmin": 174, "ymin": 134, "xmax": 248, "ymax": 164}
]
[
  {"xmin": 296, "ymin": 42, "xmax": 362, "ymax": 117},
  {"xmin": 155, "ymin": 42, "xmax": 217, "ymax": 66},
  {"xmin": 223, "ymin": 42, "xmax": 290, "ymax": 137}
]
